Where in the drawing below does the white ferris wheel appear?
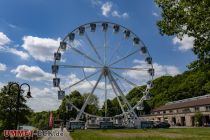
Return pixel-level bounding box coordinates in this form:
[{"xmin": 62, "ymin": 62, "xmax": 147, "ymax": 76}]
[{"xmin": 52, "ymin": 21, "xmax": 154, "ymax": 122}]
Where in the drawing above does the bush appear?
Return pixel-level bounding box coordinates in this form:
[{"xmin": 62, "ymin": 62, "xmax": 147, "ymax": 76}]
[{"xmin": 194, "ymin": 112, "xmax": 203, "ymax": 126}]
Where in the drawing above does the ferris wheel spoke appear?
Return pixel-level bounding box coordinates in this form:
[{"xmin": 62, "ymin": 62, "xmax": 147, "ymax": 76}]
[
  {"xmin": 110, "ymin": 67, "xmax": 149, "ymax": 71},
  {"xmin": 107, "ymin": 71, "xmax": 138, "ymax": 119},
  {"xmin": 65, "ymin": 99, "xmax": 80, "ymax": 111},
  {"xmin": 108, "ymin": 44, "xmax": 123, "ymax": 64},
  {"xmin": 104, "ymin": 30, "xmax": 107, "ymax": 65},
  {"xmin": 132, "ymin": 97, "xmax": 145, "ymax": 110},
  {"xmin": 104, "ymin": 76, "xmax": 108, "ymax": 117},
  {"xmin": 68, "ymin": 43, "xmax": 103, "ymax": 66},
  {"xmin": 85, "ymin": 33, "xmax": 104, "ymax": 64},
  {"xmin": 111, "ymin": 70, "xmax": 138, "ymax": 87},
  {"xmin": 109, "ymin": 48, "xmax": 141, "ymax": 66},
  {"xmin": 59, "ymin": 64, "xmax": 103, "ymax": 69},
  {"xmin": 108, "ymin": 76, "xmax": 126, "ymax": 114},
  {"xmin": 63, "ymin": 70, "xmax": 100, "ymax": 91},
  {"xmin": 76, "ymin": 72, "xmax": 103, "ymax": 121}
]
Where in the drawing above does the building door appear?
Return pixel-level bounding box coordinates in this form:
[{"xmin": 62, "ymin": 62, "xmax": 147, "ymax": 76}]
[
  {"xmin": 191, "ymin": 116, "xmax": 195, "ymax": 126},
  {"xmin": 181, "ymin": 117, "xmax": 186, "ymax": 126},
  {"xmin": 205, "ymin": 116, "xmax": 210, "ymax": 125},
  {"xmin": 172, "ymin": 117, "xmax": 176, "ymax": 126}
]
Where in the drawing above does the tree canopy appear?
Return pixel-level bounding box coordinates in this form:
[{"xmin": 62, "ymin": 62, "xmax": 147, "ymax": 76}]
[
  {"xmin": 0, "ymin": 82, "xmax": 32, "ymax": 130},
  {"xmin": 155, "ymin": 0, "xmax": 210, "ymax": 69},
  {"xmin": 148, "ymin": 68, "xmax": 210, "ymax": 109}
]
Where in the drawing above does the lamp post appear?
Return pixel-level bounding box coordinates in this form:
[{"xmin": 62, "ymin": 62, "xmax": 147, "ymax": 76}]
[{"xmin": 7, "ymin": 82, "xmax": 32, "ymax": 130}]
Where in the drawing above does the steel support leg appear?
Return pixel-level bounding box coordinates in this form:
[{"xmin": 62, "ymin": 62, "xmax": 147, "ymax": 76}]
[{"xmin": 76, "ymin": 73, "xmax": 103, "ymax": 121}]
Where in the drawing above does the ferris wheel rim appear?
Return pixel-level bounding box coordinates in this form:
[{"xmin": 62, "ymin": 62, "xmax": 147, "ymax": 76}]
[{"xmin": 53, "ymin": 21, "xmax": 154, "ymax": 119}]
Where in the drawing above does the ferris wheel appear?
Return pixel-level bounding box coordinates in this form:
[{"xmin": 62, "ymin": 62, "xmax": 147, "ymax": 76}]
[{"xmin": 52, "ymin": 21, "xmax": 154, "ymax": 121}]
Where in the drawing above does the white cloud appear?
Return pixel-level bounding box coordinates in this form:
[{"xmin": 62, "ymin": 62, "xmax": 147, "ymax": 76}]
[
  {"xmin": 26, "ymin": 71, "xmax": 128, "ymax": 111},
  {"xmin": 153, "ymin": 63, "xmax": 180, "ymax": 77},
  {"xmin": 0, "ymin": 47, "xmax": 29, "ymax": 60},
  {"xmin": 0, "ymin": 82, "xmax": 5, "ymax": 89},
  {"xmin": 72, "ymin": 39, "xmax": 83, "ymax": 48},
  {"xmin": 22, "ymin": 36, "xmax": 60, "ymax": 62},
  {"xmin": 173, "ymin": 35, "xmax": 194, "ymax": 51},
  {"xmin": 8, "ymin": 24, "xmax": 17, "ymax": 29},
  {"xmin": 91, "ymin": 0, "xmax": 102, "ymax": 6},
  {"xmin": 124, "ymin": 60, "xmax": 180, "ymax": 82},
  {"xmin": 0, "ymin": 32, "xmax": 10, "ymax": 46},
  {"xmin": 101, "ymin": 2, "xmax": 112, "ymax": 17},
  {"xmin": 60, "ymin": 73, "xmax": 114, "ymax": 106},
  {"xmin": 112, "ymin": 11, "xmax": 129, "ymax": 18},
  {"xmin": 84, "ymin": 68, "xmax": 97, "ymax": 73},
  {"xmin": 26, "ymin": 86, "xmax": 61, "ymax": 112},
  {"xmin": 96, "ymin": 1, "xmax": 129, "ymax": 18},
  {"xmin": 152, "ymin": 12, "xmax": 158, "ymax": 17},
  {"xmin": 9, "ymin": 48, "xmax": 29, "ymax": 60},
  {"xmin": 11, "ymin": 65, "xmax": 53, "ymax": 81},
  {"xmin": 0, "ymin": 32, "xmax": 29, "ymax": 60},
  {"xmin": 0, "ymin": 63, "xmax": 7, "ymax": 71}
]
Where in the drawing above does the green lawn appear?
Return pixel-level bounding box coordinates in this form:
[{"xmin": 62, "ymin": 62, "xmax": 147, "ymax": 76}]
[{"xmin": 70, "ymin": 128, "xmax": 210, "ymax": 140}]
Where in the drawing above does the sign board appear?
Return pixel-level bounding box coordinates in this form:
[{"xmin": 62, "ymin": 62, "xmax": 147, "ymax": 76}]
[
  {"xmin": 99, "ymin": 121, "xmax": 113, "ymax": 129},
  {"xmin": 68, "ymin": 121, "xmax": 85, "ymax": 130},
  {"xmin": 141, "ymin": 121, "xmax": 154, "ymax": 128}
]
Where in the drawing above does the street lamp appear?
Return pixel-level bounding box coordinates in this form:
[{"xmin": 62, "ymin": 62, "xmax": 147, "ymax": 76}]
[{"xmin": 7, "ymin": 82, "xmax": 32, "ymax": 129}]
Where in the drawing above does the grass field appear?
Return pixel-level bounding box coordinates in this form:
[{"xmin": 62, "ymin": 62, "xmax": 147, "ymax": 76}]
[{"xmin": 70, "ymin": 128, "xmax": 210, "ymax": 140}]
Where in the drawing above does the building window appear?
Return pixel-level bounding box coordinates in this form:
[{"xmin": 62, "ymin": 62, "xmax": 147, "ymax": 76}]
[
  {"xmin": 163, "ymin": 111, "xmax": 166, "ymax": 114},
  {"xmin": 178, "ymin": 109, "xmax": 182, "ymax": 113},
  {"xmin": 206, "ymin": 105, "xmax": 210, "ymax": 111},
  {"xmin": 164, "ymin": 117, "xmax": 168, "ymax": 122},
  {"xmin": 169, "ymin": 110, "xmax": 173, "ymax": 113},
  {"xmin": 195, "ymin": 106, "xmax": 200, "ymax": 112},
  {"xmin": 156, "ymin": 111, "xmax": 160, "ymax": 114},
  {"xmin": 182, "ymin": 108, "xmax": 190, "ymax": 113}
]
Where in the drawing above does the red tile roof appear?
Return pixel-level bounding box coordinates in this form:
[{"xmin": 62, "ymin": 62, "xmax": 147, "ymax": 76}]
[{"xmin": 152, "ymin": 97, "xmax": 210, "ymax": 112}]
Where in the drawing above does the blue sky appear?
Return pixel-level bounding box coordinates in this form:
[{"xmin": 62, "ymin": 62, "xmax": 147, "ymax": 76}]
[{"xmin": 0, "ymin": 0, "xmax": 196, "ymax": 112}]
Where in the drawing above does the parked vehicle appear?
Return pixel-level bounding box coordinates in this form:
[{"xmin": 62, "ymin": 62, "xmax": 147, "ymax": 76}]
[{"xmin": 153, "ymin": 121, "xmax": 170, "ymax": 128}]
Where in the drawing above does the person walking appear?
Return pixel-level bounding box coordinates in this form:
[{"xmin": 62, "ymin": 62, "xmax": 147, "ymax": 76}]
[{"xmin": 61, "ymin": 122, "xmax": 64, "ymax": 132}]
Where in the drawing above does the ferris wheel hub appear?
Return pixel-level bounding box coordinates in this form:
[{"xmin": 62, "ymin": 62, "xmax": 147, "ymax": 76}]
[{"xmin": 102, "ymin": 66, "xmax": 109, "ymax": 76}]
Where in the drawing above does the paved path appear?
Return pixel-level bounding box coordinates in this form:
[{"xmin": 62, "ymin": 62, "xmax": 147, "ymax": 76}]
[{"xmin": 41, "ymin": 128, "xmax": 73, "ymax": 140}]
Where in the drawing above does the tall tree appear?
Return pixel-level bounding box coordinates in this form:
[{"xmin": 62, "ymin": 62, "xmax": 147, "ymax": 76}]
[
  {"xmin": 28, "ymin": 111, "xmax": 49, "ymax": 129},
  {"xmin": 83, "ymin": 93, "xmax": 99, "ymax": 115},
  {"xmin": 57, "ymin": 90, "xmax": 84, "ymax": 122},
  {"xmin": 57, "ymin": 90, "xmax": 100, "ymax": 121},
  {"xmin": 155, "ymin": 0, "xmax": 210, "ymax": 69}
]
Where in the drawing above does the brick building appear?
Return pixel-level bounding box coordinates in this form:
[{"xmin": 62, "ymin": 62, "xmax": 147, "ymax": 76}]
[{"xmin": 141, "ymin": 95, "xmax": 210, "ymax": 126}]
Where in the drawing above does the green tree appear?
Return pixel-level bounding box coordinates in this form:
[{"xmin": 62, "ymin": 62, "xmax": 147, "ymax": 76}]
[
  {"xmin": 0, "ymin": 82, "xmax": 32, "ymax": 130},
  {"xmin": 147, "ymin": 69, "xmax": 210, "ymax": 109},
  {"xmin": 28, "ymin": 111, "xmax": 49, "ymax": 129},
  {"xmin": 83, "ymin": 93, "xmax": 99, "ymax": 115},
  {"xmin": 194, "ymin": 112, "xmax": 203, "ymax": 126},
  {"xmin": 57, "ymin": 90, "xmax": 100, "ymax": 121},
  {"xmin": 100, "ymin": 97, "xmax": 123, "ymax": 117},
  {"xmin": 83, "ymin": 93, "xmax": 99, "ymax": 107},
  {"xmin": 57, "ymin": 90, "xmax": 84, "ymax": 122},
  {"xmin": 155, "ymin": 0, "xmax": 210, "ymax": 69},
  {"xmin": 126, "ymin": 86, "xmax": 145, "ymax": 106}
]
